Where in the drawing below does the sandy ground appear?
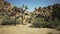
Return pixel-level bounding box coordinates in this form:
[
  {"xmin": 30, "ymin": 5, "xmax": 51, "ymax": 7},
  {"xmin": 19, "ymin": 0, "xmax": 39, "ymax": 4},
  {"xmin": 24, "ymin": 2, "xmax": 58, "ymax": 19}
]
[{"xmin": 0, "ymin": 24, "xmax": 60, "ymax": 34}]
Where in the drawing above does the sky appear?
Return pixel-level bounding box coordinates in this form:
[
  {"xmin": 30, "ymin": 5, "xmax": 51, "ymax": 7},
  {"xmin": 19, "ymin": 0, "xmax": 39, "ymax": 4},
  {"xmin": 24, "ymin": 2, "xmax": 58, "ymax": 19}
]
[{"xmin": 5, "ymin": 0, "xmax": 60, "ymax": 11}]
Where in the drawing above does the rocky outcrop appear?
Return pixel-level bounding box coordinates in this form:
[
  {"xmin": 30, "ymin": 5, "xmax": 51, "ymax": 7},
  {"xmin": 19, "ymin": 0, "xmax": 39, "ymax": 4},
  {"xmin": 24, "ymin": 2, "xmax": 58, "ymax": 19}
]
[
  {"xmin": 33, "ymin": 3, "xmax": 60, "ymax": 21},
  {"xmin": 0, "ymin": 0, "xmax": 60, "ymax": 25}
]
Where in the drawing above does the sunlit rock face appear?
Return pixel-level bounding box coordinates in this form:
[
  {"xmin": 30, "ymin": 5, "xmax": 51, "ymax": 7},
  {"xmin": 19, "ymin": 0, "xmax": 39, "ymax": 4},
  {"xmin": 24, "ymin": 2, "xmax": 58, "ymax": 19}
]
[
  {"xmin": 22, "ymin": 11, "xmax": 32, "ymax": 24},
  {"xmin": 0, "ymin": 0, "xmax": 11, "ymax": 15},
  {"xmin": 33, "ymin": 7, "xmax": 52, "ymax": 21},
  {"xmin": 0, "ymin": 0, "xmax": 4, "ymax": 9},
  {"xmin": 0, "ymin": 0, "xmax": 11, "ymax": 9},
  {"xmin": 33, "ymin": 3, "xmax": 60, "ymax": 21},
  {"xmin": 34, "ymin": 6, "xmax": 53, "ymax": 17}
]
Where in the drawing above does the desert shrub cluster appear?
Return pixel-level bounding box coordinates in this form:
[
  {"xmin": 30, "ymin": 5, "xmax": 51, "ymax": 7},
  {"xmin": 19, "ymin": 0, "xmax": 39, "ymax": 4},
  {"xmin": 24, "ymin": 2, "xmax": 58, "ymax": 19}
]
[{"xmin": 1, "ymin": 16, "xmax": 20, "ymax": 25}]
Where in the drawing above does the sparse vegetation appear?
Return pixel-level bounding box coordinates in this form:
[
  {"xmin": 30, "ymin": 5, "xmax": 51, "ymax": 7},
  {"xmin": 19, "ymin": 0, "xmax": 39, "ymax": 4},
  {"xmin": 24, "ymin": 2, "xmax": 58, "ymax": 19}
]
[
  {"xmin": 31, "ymin": 17, "xmax": 60, "ymax": 29},
  {"xmin": 1, "ymin": 16, "xmax": 20, "ymax": 25}
]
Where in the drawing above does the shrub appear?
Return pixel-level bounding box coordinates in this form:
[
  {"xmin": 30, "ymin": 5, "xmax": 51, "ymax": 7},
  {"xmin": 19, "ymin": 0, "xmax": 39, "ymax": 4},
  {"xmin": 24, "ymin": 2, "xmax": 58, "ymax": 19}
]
[
  {"xmin": 1, "ymin": 16, "xmax": 20, "ymax": 25},
  {"xmin": 31, "ymin": 17, "xmax": 47, "ymax": 28},
  {"xmin": 1, "ymin": 16, "xmax": 12, "ymax": 25},
  {"xmin": 42, "ymin": 18, "xmax": 60, "ymax": 28},
  {"xmin": 32, "ymin": 21, "xmax": 41, "ymax": 28},
  {"xmin": 15, "ymin": 17, "xmax": 20, "ymax": 24},
  {"xmin": 31, "ymin": 17, "xmax": 60, "ymax": 28}
]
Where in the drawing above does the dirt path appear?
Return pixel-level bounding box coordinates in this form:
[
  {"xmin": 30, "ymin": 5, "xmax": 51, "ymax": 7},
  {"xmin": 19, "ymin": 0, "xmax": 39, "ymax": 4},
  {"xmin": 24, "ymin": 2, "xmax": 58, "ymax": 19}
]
[{"xmin": 0, "ymin": 24, "xmax": 59, "ymax": 34}]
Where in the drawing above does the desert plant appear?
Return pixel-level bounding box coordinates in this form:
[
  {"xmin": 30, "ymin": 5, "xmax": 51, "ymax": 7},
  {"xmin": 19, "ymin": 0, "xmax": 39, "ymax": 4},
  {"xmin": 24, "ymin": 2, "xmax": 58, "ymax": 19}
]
[
  {"xmin": 32, "ymin": 21, "xmax": 41, "ymax": 28},
  {"xmin": 1, "ymin": 16, "xmax": 20, "ymax": 25},
  {"xmin": 42, "ymin": 18, "xmax": 60, "ymax": 28},
  {"xmin": 31, "ymin": 17, "xmax": 60, "ymax": 28},
  {"xmin": 31, "ymin": 17, "xmax": 47, "ymax": 28},
  {"xmin": 1, "ymin": 16, "xmax": 12, "ymax": 25},
  {"xmin": 15, "ymin": 17, "xmax": 20, "ymax": 24}
]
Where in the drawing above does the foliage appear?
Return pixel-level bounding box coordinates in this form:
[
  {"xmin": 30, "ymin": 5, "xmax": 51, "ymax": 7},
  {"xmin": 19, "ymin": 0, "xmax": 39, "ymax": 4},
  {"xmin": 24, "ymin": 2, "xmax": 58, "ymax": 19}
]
[
  {"xmin": 1, "ymin": 16, "xmax": 12, "ymax": 25},
  {"xmin": 52, "ymin": 7, "xmax": 60, "ymax": 20},
  {"xmin": 1, "ymin": 16, "xmax": 20, "ymax": 25},
  {"xmin": 31, "ymin": 17, "xmax": 60, "ymax": 28},
  {"xmin": 32, "ymin": 17, "xmax": 46, "ymax": 28}
]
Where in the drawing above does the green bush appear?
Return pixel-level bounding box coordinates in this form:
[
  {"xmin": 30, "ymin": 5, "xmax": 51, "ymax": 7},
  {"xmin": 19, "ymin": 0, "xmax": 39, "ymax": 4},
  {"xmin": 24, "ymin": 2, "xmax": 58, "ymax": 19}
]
[
  {"xmin": 31, "ymin": 17, "xmax": 60, "ymax": 28},
  {"xmin": 1, "ymin": 16, "xmax": 20, "ymax": 25},
  {"xmin": 32, "ymin": 17, "xmax": 47, "ymax": 28},
  {"xmin": 32, "ymin": 21, "xmax": 41, "ymax": 28},
  {"xmin": 15, "ymin": 17, "xmax": 20, "ymax": 24},
  {"xmin": 2, "ymin": 16, "xmax": 11, "ymax": 25}
]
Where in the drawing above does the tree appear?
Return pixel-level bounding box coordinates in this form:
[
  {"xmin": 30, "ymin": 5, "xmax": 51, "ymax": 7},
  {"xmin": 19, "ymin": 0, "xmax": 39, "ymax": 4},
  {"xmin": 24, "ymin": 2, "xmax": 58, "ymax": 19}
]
[{"xmin": 20, "ymin": 5, "xmax": 28, "ymax": 24}]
